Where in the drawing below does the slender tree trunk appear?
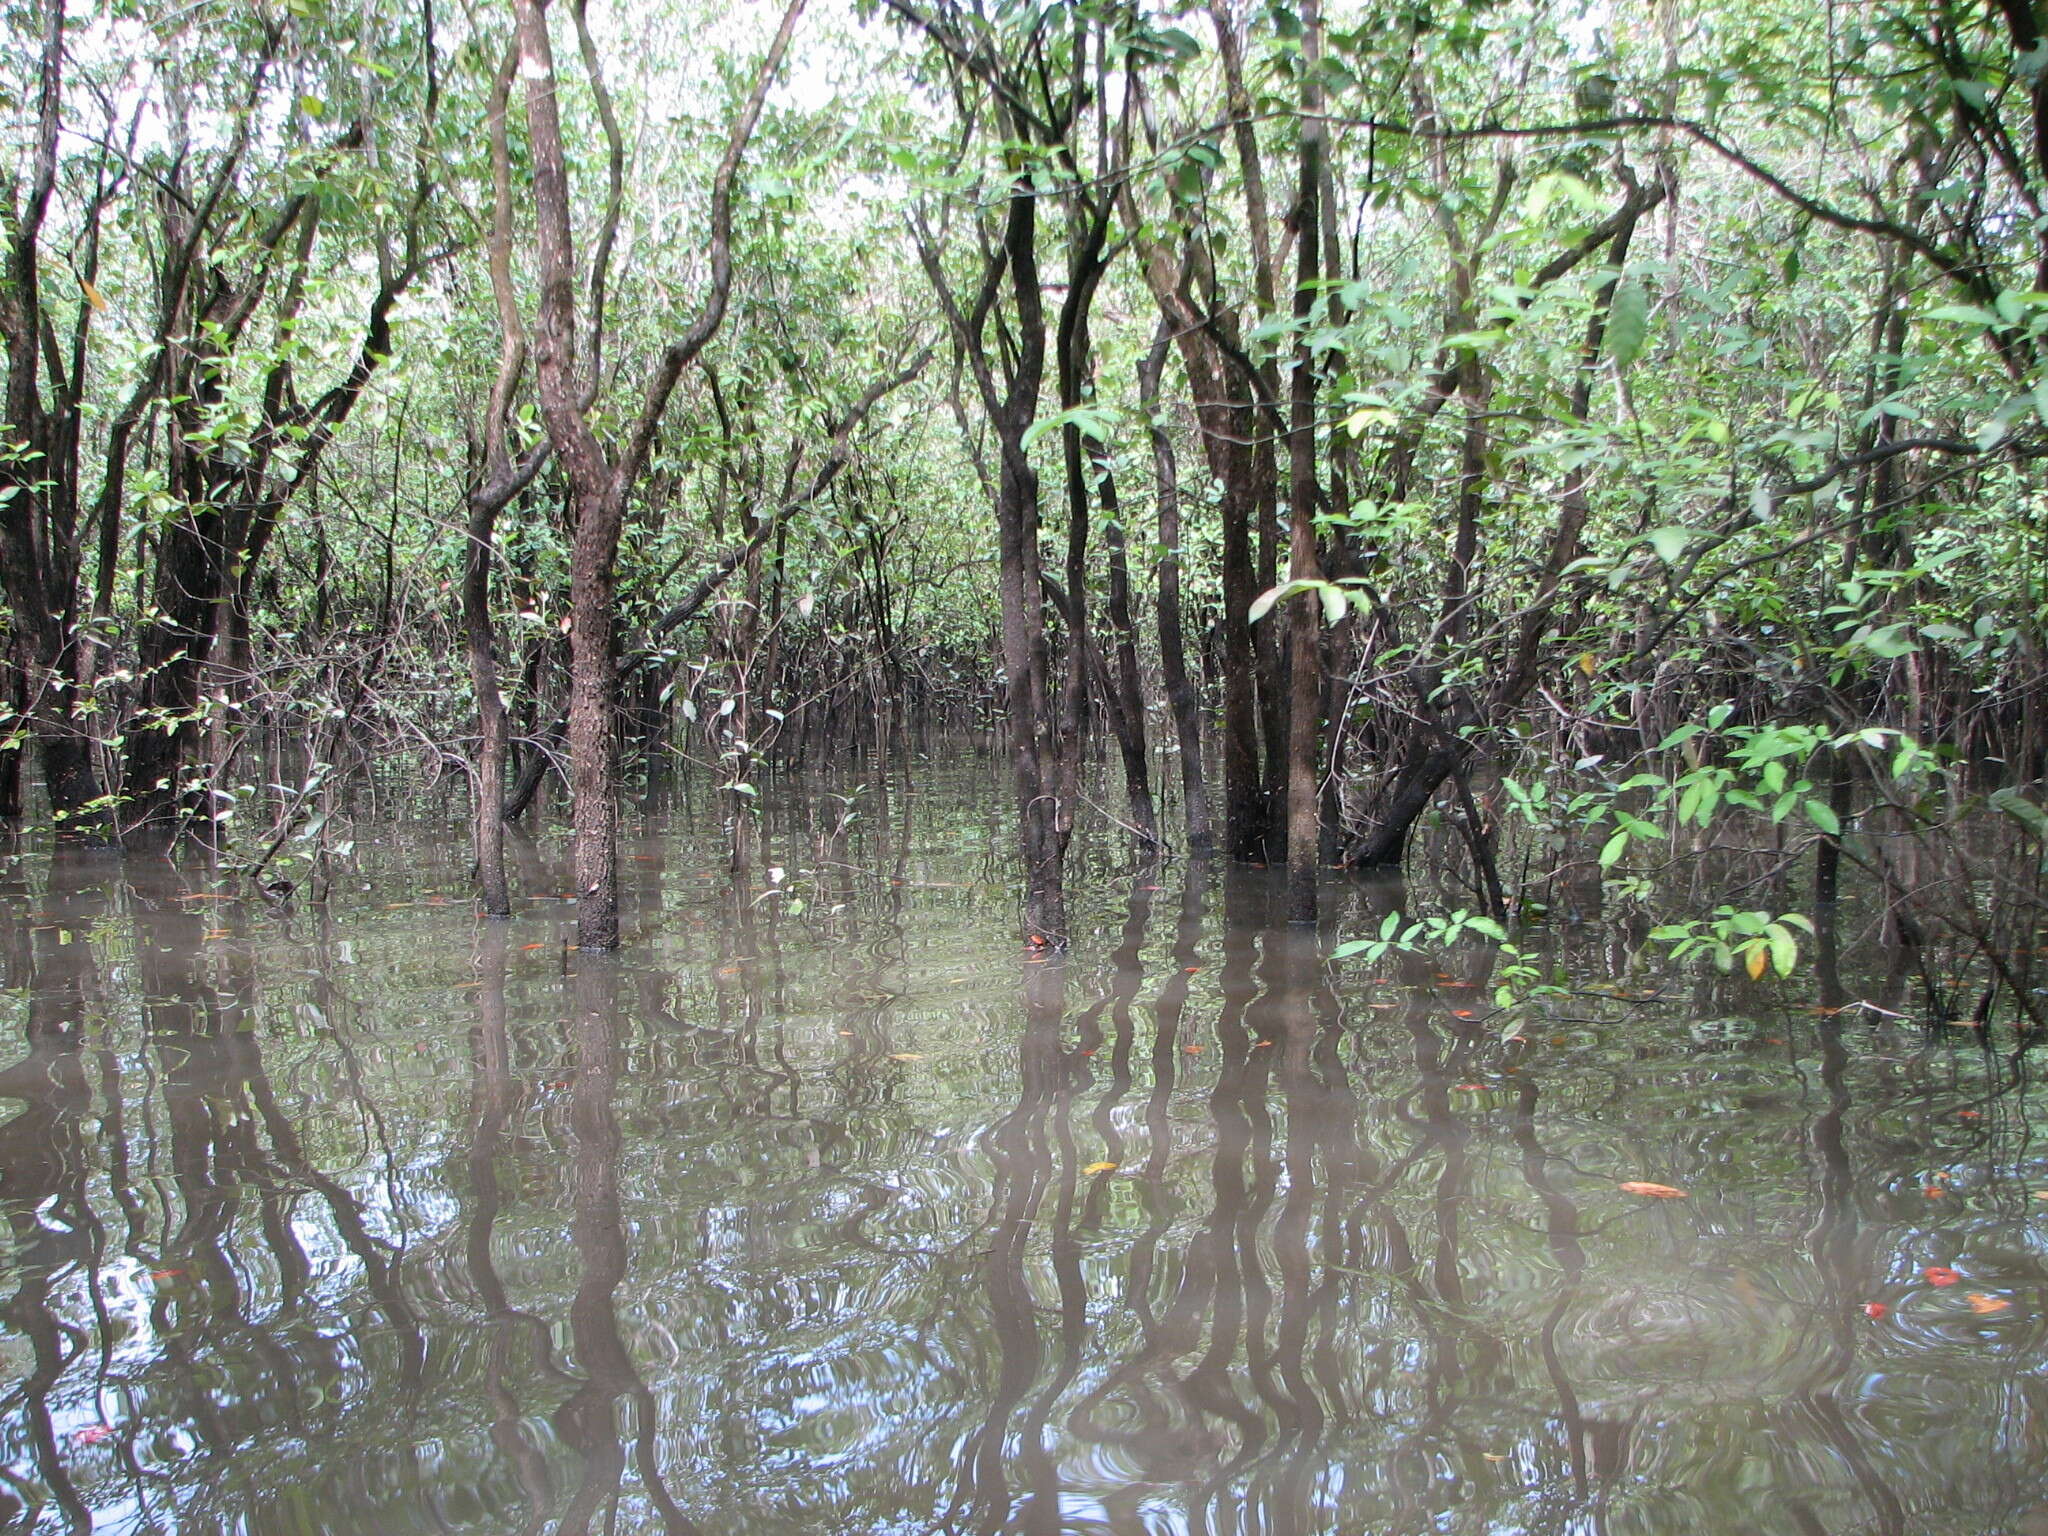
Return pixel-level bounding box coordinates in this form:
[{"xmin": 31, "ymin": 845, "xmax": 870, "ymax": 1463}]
[
  {"xmin": 515, "ymin": 0, "xmax": 623, "ymax": 946},
  {"xmin": 1094, "ymin": 442, "xmax": 1158, "ymax": 848},
  {"xmin": 565, "ymin": 490, "xmax": 625, "ymax": 946},
  {"xmin": 464, "ymin": 47, "xmax": 526, "ymax": 919},
  {"xmin": 1139, "ymin": 321, "xmax": 1211, "ymax": 852},
  {"xmin": 465, "ymin": 494, "xmax": 513, "ymax": 916},
  {"xmin": 1219, "ymin": 454, "xmax": 1266, "ymax": 856},
  {"xmin": 1283, "ymin": 0, "xmax": 1327, "ymax": 923}
]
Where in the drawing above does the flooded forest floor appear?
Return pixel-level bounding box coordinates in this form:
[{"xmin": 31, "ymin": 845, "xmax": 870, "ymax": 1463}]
[{"xmin": 3, "ymin": 749, "xmax": 2047, "ymax": 1536}]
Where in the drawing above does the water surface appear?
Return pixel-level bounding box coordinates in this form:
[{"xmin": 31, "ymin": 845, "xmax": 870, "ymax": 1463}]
[{"xmin": 3, "ymin": 763, "xmax": 2046, "ymax": 1534}]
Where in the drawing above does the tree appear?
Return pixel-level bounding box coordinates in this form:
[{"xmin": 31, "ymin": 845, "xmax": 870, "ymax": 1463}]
[{"xmin": 510, "ymin": 0, "xmax": 802, "ymax": 948}]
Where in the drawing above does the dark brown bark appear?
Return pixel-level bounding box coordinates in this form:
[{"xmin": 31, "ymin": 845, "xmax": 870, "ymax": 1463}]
[
  {"xmin": 1138, "ymin": 320, "xmax": 1211, "ymax": 852},
  {"xmin": 1138, "ymin": 270, "xmax": 1267, "ymax": 857},
  {"xmin": 500, "ymin": 347, "xmax": 927, "ymax": 825},
  {"xmin": 512, "ymin": 0, "xmax": 800, "ymax": 949},
  {"xmin": 1052, "ymin": 160, "xmax": 1153, "ymax": 849},
  {"xmin": 463, "ymin": 43, "xmax": 531, "ymax": 917},
  {"xmin": 1095, "ymin": 444, "xmax": 1158, "ymax": 848},
  {"xmin": 0, "ymin": 0, "xmax": 100, "ymax": 824},
  {"xmin": 1212, "ymin": 0, "xmax": 1288, "ymax": 851},
  {"xmin": 902, "ymin": 11, "xmax": 1075, "ymax": 940},
  {"xmin": 119, "ymin": 64, "xmax": 425, "ymax": 842},
  {"xmin": 1282, "ymin": 0, "xmax": 1327, "ymax": 923}
]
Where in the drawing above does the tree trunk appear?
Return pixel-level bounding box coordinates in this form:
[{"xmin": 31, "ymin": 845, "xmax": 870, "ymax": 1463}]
[
  {"xmin": 465, "ymin": 490, "xmax": 513, "ymax": 917},
  {"xmin": 567, "ymin": 488, "xmax": 624, "ymax": 947},
  {"xmin": 1094, "ymin": 442, "xmax": 1158, "ymax": 849},
  {"xmin": 1138, "ymin": 321, "xmax": 1211, "ymax": 853},
  {"xmin": 464, "ymin": 43, "xmax": 528, "ymax": 919},
  {"xmin": 513, "ymin": 0, "xmax": 797, "ymax": 948},
  {"xmin": 1283, "ymin": 0, "xmax": 1327, "ymax": 923}
]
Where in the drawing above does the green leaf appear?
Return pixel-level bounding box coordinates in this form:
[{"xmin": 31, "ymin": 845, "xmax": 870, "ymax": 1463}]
[
  {"xmin": 1607, "ymin": 278, "xmax": 1650, "ymax": 369},
  {"xmin": 1766, "ymin": 923, "xmax": 1797, "ymax": 977},
  {"xmin": 1598, "ymin": 829, "xmax": 1629, "ymax": 868},
  {"xmin": 1924, "ymin": 304, "xmax": 2001, "ymax": 327},
  {"xmin": 1803, "ymin": 799, "xmax": 1841, "ymax": 836},
  {"xmin": 1248, "ymin": 581, "xmax": 1300, "ymax": 623},
  {"xmin": 1850, "ymin": 622, "xmax": 1919, "ymax": 659},
  {"xmin": 1643, "ymin": 526, "xmax": 1692, "ymax": 565},
  {"xmin": 1441, "ymin": 328, "xmax": 1508, "ymax": 351},
  {"xmin": 1990, "ymin": 786, "xmax": 2048, "ymax": 843}
]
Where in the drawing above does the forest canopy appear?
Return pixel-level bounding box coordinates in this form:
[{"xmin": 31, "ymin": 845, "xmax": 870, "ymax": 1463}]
[{"xmin": 0, "ymin": 0, "xmax": 2043, "ymax": 982}]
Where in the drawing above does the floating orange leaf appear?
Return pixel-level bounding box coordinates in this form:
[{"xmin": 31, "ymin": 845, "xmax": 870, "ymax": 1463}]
[
  {"xmin": 71, "ymin": 1424, "xmax": 114, "ymax": 1446},
  {"xmin": 520, "ymin": 942, "xmax": 547, "ymax": 950},
  {"xmin": 1618, "ymin": 1181, "xmax": 1688, "ymax": 1199},
  {"xmin": 1862, "ymin": 1302, "xmax": 1888, "ymax": 1319},
  {"xmin": 1967, "ymin": 1292, "xmax": 2011, "ymax": 1314},
  {"xmin": 1924, "ymin": 1265, "xmax": 1962, "ymax": 1287},
  {"xmin": 1184, "ymin": 1044, "xmax": 1204, "ymax": 1054}
]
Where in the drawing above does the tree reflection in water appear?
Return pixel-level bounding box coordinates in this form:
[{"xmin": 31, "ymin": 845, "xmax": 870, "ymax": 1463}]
[{"xmin": 2, "ymin": 777, "xmax": 2047, "ymax": 1534}]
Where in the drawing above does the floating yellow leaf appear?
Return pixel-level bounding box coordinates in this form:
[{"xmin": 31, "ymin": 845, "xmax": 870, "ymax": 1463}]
[
  {"xmin": 888, "ymin": 1052, "xmax": 925, "ymax": 1062},
  {"xmin": 1618, "ymin": 1180, "xmax": 1688, "ymax": 1199},
  {"xmin": 79, "ymin": 275, "xmax": 107, "ymax": 312},
  {"xmin": 1083, "ymin": 1161, "xmax": 1119, "ymax": 1175},
  {"xmin": 1577, "ymin": 652, "xmax": 1596, "ymax": 677}
]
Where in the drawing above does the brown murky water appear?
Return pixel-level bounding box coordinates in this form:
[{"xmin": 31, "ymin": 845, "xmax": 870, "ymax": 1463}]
[{"xmin": 3, "ymin": 758, "xmax": 2047, "ymax": 1534}]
